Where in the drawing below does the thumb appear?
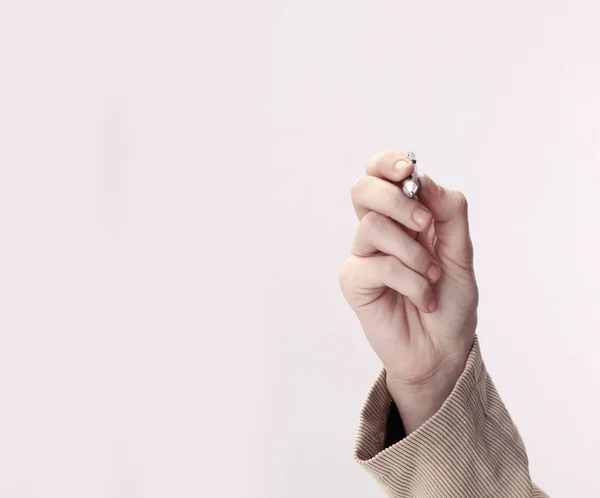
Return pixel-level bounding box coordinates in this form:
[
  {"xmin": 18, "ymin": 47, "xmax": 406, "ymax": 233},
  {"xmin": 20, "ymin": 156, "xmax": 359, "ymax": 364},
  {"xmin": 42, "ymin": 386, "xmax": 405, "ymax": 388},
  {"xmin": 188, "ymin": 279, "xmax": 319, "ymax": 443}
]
[{"xmin": 417, "ymin": 173, "xmax": 474, "ymax": 269}]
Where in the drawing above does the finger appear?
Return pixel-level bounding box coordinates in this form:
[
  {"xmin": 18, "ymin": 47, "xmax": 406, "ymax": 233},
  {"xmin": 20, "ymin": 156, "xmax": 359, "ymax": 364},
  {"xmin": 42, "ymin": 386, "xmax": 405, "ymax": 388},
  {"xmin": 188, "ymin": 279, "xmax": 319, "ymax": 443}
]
[
  {"xmin": 416, "ymin": 173, "xmax": 474, "ymax": 268},
  {"xmin": 366, "ymin": 150, "xmax": 416, "ymax": 184},
  {"xmin": 351, "ymin": 211, "xmax": 442, "ymax": 283},
  {"xmin": 365, "ymin": 150, "xmax": 419, "ymax": 240},
  {"xmin": 416, "ymin": 218, "xmax": 437, "ymax": 257},
  {"xmin": 356, "ymin": 254, "xmax": 438, "ymax": 314},
  {"xmin": 351, "ymin": 175, "xmax": 433, "ymax": 232}
]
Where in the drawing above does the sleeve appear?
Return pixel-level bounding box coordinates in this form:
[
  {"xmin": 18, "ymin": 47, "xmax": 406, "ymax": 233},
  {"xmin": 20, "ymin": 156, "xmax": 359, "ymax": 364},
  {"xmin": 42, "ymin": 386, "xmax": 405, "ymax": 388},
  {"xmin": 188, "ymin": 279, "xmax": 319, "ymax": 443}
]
[{"xmin": 353, "ymin": 336, "xmax": 548, "ymax": 498}]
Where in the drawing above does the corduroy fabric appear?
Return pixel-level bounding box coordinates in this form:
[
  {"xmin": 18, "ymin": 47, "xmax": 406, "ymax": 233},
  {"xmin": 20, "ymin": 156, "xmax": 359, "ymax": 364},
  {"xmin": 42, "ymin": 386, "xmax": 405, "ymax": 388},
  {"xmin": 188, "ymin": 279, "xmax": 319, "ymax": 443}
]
[{"xmin": 354, "ymin": 337, "xmax": 548, "ymax": 497}]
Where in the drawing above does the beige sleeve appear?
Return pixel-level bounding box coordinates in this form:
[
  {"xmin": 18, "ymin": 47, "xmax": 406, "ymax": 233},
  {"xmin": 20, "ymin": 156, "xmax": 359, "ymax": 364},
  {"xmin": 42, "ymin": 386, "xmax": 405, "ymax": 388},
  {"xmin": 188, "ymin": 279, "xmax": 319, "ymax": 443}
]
[{"xmin": 354, "ymin": 337, "xmax": 548, "ymax": 498}]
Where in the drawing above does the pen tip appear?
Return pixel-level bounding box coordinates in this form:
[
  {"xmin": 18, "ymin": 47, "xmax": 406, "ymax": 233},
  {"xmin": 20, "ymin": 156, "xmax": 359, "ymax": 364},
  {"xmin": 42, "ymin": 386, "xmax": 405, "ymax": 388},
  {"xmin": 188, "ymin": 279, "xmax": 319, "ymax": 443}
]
[{"xmin": 402, "ymin": 180, "xmax": 419, "ymax": 197}]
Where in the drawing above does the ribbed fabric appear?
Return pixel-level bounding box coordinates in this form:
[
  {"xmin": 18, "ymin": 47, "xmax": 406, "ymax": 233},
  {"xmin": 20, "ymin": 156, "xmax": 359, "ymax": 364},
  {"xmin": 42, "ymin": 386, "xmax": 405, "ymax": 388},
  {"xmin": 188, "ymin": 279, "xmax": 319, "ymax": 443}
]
[{"xmin": 354, "ymin": 337, "xmax": 548, "ymax": 498}]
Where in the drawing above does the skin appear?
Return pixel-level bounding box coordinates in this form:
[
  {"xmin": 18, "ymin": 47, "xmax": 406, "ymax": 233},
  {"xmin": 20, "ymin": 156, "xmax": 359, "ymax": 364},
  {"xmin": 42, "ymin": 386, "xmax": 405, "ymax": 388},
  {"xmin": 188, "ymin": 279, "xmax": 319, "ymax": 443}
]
[{"xmin": 338, "ymin": 150, "xmax": 480, "ymax": 434}]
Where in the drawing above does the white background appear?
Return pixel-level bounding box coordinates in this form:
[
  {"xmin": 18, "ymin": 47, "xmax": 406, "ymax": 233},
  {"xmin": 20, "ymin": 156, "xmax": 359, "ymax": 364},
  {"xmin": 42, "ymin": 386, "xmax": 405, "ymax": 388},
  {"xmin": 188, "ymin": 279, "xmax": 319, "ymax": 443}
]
[{"xmin": 1, "ymin": 1, "xmax": 599, "ymax": 496}]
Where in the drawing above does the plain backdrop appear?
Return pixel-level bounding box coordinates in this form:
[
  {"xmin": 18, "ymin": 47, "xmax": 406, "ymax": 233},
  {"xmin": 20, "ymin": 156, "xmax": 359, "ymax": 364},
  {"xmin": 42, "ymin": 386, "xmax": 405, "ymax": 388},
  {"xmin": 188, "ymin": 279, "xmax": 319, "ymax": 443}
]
[{"xmin": 1, "ymin": 0, "xmax": 599, "ymax": 497}]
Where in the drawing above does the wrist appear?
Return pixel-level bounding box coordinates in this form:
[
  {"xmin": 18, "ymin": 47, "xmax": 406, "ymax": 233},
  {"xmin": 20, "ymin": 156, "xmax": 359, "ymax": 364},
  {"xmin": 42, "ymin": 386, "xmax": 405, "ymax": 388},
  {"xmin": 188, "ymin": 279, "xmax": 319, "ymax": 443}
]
[{"xmin": 385, "ymin": 360, "xmax": 466, "ymax": 434}]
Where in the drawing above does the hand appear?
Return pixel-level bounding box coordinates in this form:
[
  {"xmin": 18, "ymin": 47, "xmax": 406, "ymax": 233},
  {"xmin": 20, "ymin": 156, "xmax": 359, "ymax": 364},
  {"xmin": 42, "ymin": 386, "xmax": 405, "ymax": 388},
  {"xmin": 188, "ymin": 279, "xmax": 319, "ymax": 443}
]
[{"xmin": 338, "ymin": 151, "xmax": 479, "ymax": 433}]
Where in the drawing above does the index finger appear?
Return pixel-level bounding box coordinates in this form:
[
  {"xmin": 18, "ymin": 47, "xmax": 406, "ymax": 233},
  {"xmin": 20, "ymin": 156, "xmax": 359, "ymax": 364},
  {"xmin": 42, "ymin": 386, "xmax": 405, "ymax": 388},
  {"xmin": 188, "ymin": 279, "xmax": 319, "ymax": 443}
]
[
  {"xmin": 365, "ymin": 150, "xmax": 419, "ymax": 239},
  {"xmin": 366, "ymin": 150, "xmax": 415, "ymax": 183}
]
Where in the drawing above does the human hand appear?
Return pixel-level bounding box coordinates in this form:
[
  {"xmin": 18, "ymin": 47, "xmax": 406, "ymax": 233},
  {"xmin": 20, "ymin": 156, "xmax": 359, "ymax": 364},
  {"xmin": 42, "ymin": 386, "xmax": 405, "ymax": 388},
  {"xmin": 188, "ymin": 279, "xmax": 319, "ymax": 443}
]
[{"xmin": 338, "ymin": 151, "xmax": 479, "ymax": 433}]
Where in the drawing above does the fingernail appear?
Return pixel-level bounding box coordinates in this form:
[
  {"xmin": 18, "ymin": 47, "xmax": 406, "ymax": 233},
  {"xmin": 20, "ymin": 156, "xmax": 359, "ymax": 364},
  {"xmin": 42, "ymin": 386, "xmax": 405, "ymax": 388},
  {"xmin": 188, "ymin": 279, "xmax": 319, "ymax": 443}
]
[
  {"xmin": 413, "ymin": 207, "xmax": 432, "ymax": 226},
  {"xmin": 427, "ymin": 264, "xmax": 441, "ymax": 282},
  {"xmin": 428, "ymin": 298, "xmax": 438, "ymax": 313},
  {"xmin": 394, "ymin": 160, "xmax": 410, "ymax": 174}
]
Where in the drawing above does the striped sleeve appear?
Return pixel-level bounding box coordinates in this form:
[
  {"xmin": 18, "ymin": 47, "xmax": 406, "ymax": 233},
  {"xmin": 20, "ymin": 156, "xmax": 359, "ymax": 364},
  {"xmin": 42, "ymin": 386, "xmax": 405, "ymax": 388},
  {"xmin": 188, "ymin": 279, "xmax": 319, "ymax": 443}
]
[{"xmin": 354, "ymin": 337, "xmax": 548, "ymax": 498}]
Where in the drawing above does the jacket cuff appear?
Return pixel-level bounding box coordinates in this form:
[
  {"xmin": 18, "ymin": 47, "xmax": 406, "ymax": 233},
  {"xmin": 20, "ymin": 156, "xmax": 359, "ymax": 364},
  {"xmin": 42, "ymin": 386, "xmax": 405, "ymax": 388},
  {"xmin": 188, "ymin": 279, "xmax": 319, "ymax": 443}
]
[{"xmin": 354, "ymin": 337, "xmax": 534, "ymax": 496}]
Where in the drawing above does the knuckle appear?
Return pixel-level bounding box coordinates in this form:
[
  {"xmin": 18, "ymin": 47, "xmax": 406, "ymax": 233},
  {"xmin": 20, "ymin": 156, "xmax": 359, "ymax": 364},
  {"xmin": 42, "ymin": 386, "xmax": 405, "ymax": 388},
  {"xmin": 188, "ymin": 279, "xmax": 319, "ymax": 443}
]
[
  {"xmin": 406, "ymin": 240, "xmax": 428, "ymax": 266},
  {"xmin": 453, "ymin": 190, "xmax": 469, "ymax": 212},
  {"xmin": 382, "ymin": 254, "xmax": 398, "ymax": 275},
  {"xmin": 337, "ymin": 258, "xmax": 354, "ymax": 287},
  {"xmin": 365, "ymin": 150, "xmax": 390, "ymax": 171},
  {"xmin": 361, "ymin": 210, "xmax": 386, "ymax": 234},
  {"xmin": 350, "ymin": 175, "xmax": 369, "ymax": 199},
  {"xmin": 414, "ymin": 278, "xmax": 432, "ymax": 300}
]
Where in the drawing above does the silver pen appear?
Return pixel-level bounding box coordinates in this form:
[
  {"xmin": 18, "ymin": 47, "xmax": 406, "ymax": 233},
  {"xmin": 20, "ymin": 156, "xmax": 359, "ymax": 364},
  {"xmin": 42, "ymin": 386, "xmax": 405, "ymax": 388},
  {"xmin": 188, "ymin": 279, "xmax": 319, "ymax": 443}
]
[{"xmin": 401, "ymin": 151, "xmax": 420, "ymax": 198}]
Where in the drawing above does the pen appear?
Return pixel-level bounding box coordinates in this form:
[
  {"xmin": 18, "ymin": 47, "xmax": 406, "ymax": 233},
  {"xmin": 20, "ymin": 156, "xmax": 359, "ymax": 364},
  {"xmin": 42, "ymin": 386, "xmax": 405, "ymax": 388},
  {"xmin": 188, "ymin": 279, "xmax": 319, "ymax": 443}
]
[{"xmin": 401, "ymin": 151, "xmax": 420, "ymax": 198}]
